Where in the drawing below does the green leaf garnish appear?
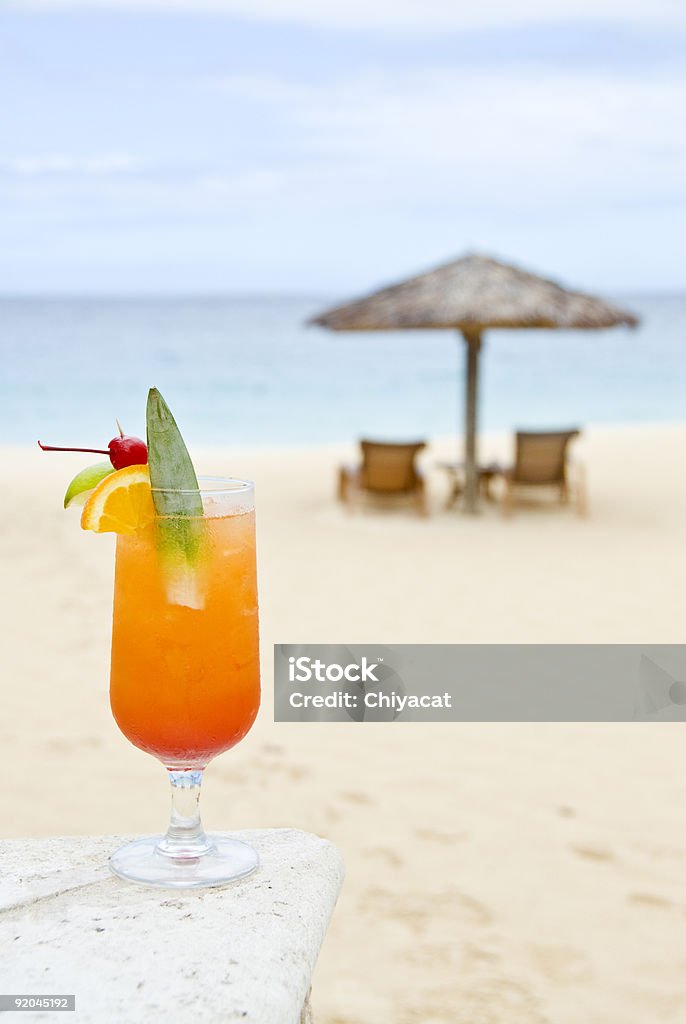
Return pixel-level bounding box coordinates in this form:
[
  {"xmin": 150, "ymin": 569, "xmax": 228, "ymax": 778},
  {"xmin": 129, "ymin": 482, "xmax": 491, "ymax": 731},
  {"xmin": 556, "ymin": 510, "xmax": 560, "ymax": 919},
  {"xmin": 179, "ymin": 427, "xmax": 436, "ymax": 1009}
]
[
  {"xmin": 146, "ymin": 388, "xmax": 204, "ymax": 585},
  {"xmin": 146, "ymin": 388, "xmax": 202, "ymax": 517}
]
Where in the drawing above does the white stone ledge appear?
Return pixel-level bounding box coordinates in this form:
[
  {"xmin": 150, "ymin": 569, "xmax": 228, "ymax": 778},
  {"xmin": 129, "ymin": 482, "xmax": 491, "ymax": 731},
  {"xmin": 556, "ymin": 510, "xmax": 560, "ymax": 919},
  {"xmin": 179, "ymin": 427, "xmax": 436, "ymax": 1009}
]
[{"xmin": 0, "ymin": 829, "xmax": 344, "ymax": 1024}]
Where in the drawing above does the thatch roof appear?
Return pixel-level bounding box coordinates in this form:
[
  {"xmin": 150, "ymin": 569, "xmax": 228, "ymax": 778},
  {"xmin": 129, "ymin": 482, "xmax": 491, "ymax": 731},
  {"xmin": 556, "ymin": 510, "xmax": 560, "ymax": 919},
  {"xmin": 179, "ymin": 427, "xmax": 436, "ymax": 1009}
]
[{"xmin": 310, "ymin": 253, "xmax": 638, "ymax": 332}]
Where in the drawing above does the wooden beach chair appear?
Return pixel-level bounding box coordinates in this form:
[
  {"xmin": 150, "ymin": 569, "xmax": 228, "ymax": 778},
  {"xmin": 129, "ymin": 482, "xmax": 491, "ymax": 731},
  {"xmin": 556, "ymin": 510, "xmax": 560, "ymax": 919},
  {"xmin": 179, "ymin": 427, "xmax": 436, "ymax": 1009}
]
[
  {"xmin": 501, "ymin": 429, "xmax": 587, "ymax": 517},
  {"xmin": 338, "ymin": 439, "xmax": 429, "ymax": 516}
]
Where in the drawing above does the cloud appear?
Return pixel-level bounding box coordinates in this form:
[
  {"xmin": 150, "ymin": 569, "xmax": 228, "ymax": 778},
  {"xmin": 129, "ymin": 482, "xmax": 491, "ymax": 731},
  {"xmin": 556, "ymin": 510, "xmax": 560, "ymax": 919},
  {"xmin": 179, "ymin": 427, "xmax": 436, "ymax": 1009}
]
[
  {"xmin": 0, "ymin": 153, "xmax": 139, "ymax": 177},
  {"xmin": 4, "ymin": 63, "xmax": 684, "ymax": 219},
  {"xmin": 9, "ymin": 0, "xmax": 686, "ymax": 31},
  {"xmin": 4, "ymin": 58, "xmax": 684, "ymax": 215},
  {"xmin": 208, "ymin": 66, "xmax": 686, "ymax": 210}
]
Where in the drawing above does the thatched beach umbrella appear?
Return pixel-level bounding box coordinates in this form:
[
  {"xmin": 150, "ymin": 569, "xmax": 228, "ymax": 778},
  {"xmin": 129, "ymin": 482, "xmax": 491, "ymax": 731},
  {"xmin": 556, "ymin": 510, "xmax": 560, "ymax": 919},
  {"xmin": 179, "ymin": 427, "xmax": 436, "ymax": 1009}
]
[{"xmin": 310, "ymin": 253, "xmax": 638, "ymax": 513}]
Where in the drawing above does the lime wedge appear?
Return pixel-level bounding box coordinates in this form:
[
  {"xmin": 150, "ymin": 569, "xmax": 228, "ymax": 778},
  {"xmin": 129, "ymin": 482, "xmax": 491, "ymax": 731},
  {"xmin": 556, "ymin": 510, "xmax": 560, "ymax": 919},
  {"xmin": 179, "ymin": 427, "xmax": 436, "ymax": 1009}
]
[{"xmin": 63, "ymin": 462, "xmax": 115, "ymax": 509}]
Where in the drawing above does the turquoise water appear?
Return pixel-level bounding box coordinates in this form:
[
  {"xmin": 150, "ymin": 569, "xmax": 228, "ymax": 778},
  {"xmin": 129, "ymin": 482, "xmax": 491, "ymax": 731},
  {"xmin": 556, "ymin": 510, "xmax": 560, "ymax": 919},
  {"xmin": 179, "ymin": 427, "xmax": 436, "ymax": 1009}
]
[{"xmin": 1, "ymin": 293, "xmax": 683, "ymax": 446}]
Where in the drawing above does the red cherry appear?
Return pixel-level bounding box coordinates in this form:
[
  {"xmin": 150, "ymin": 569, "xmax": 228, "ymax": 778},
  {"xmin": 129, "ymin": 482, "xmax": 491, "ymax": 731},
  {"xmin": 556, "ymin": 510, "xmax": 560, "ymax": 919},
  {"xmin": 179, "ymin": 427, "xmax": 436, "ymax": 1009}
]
[
  {"xmin": 107, "ymin": 435, "xmax": 148, "ymax": 469},
  {"xmin": 38, "ymin": 420, "xmax": 148, "ymax": 469}
]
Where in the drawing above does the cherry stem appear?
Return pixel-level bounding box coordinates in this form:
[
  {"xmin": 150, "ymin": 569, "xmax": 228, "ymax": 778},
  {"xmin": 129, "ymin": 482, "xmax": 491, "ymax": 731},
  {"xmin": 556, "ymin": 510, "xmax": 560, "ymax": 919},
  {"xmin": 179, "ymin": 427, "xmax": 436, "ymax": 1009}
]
[{"xmin": 38, "ymin": 441, "xmax": 110, "ymax": 455}]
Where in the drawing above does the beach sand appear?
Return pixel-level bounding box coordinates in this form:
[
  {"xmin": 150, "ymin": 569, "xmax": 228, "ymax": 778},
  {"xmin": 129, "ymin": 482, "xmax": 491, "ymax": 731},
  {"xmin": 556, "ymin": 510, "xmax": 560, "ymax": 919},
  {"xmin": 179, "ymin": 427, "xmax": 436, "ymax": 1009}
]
[{"xmin": 2, "ymin": 423, "xmax": 685, "ymax": 1023}]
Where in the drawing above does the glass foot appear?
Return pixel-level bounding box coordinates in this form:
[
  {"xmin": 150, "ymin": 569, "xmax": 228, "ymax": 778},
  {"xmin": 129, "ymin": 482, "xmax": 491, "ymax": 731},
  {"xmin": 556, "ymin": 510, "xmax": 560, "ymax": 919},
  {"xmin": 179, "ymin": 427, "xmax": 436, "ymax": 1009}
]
[{"xmin": 110, "ymin": 835, "xmax": 259, "ymax": 889}]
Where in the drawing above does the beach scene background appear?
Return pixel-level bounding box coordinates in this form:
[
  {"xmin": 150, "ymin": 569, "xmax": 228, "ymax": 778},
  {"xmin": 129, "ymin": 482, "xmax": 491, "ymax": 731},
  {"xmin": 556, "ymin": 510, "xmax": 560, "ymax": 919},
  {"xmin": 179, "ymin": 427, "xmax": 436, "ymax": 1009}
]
[
  {"xmin": 3, "ymin": 292, "xmax": 685, "ymax": 446},
  {"xmin": 2, "ymin": 1, "xmax": 685, "ymax": 1022}
]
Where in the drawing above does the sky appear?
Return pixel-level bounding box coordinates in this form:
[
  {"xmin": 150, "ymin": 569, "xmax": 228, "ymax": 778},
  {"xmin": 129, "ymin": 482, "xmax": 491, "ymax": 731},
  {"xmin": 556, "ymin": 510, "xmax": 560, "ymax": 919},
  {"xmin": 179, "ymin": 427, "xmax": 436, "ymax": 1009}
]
[{"xmin": 1, "ymin": 0, "xmax": 685, "ymax": 294}]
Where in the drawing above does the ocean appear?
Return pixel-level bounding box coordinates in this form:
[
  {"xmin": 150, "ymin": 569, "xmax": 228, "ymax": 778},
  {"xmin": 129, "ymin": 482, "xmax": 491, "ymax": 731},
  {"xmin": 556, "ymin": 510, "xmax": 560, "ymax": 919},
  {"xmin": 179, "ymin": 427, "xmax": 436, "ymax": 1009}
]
[{"xmin": 1, "ymin": 293, "xmax": 684, "ymax": 447}]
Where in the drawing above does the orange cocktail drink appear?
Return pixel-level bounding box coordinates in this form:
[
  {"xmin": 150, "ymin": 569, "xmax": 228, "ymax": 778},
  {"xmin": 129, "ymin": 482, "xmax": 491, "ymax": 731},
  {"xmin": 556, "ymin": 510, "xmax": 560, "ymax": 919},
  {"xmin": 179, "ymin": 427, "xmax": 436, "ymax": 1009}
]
[
  {"xmin": 107, "ymin": 474, "xmax": 261, "ymax": 888},
  {"xmin": 43, "ymin": 389, "xmax": 261, "ymax": 887},
  {"xmin": 110, "ymin": 493, "xmax": 259, "ymax": 769}
]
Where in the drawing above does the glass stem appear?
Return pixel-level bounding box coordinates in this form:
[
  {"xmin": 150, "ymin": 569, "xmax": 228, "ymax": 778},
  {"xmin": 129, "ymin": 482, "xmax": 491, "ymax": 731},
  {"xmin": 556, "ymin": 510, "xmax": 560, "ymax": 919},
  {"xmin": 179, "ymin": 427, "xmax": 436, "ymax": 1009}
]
[{"xmin": 157, "ymin": 769, "xmax": 214, "ymax": 859}]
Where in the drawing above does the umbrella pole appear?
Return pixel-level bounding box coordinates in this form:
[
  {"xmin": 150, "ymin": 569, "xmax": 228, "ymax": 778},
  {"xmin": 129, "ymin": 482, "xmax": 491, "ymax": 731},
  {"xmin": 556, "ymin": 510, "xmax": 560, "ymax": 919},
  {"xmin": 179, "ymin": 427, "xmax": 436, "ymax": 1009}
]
[{"xmin": 462, "ymin": 328, "xmax": 482, "ymax": 514}]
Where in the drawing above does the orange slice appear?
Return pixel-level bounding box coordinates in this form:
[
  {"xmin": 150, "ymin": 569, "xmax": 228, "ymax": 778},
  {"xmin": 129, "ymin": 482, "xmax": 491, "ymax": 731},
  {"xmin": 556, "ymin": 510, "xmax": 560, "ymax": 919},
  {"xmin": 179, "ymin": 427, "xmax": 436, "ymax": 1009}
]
[{"xmin": 81, "ymin": 464, "xmax": 155, "ymax": 535}]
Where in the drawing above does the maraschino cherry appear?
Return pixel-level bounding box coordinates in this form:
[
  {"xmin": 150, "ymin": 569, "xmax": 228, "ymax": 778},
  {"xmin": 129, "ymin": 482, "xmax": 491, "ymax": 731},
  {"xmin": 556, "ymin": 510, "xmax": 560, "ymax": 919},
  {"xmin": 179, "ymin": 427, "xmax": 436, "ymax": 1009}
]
[{"xmin": 38, "ymin": 420, "xmax": 148, "ymax": 470}]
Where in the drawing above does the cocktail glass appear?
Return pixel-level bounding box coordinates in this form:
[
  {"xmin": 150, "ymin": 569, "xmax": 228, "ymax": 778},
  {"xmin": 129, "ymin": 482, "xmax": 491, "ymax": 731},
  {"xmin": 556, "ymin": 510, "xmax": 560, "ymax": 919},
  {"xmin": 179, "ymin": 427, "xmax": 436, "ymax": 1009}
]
[{"xmin": 108, "ymin": 477, "xmax": 260, "ymax": 888}]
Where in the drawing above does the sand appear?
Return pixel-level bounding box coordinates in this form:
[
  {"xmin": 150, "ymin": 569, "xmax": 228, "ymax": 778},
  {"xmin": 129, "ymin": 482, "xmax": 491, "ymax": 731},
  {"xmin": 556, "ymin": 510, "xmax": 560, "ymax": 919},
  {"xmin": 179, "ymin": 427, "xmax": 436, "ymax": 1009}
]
[{"xmin": 2, "ymin": 423, "xmax": 685, "ymax": 1023}]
